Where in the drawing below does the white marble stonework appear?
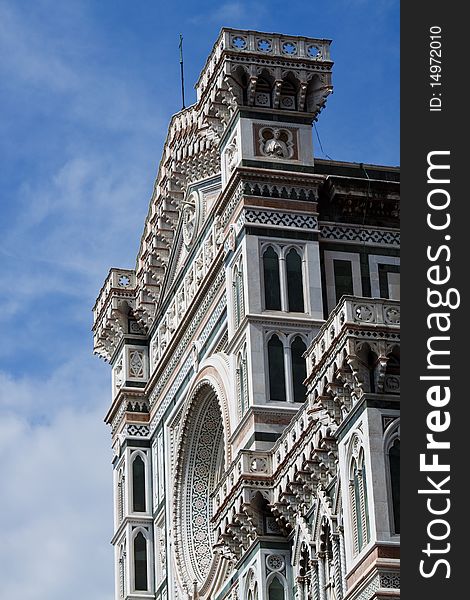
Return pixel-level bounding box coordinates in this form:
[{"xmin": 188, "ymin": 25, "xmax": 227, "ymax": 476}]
[{"xmin": 93, "ymin": 27, "xmax": 400, "ymax": 600}]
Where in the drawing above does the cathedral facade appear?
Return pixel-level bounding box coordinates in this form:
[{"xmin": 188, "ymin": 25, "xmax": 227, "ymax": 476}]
[{"xmin": 93, "ymin": 28, "xmax": 400, "ymax": 600}]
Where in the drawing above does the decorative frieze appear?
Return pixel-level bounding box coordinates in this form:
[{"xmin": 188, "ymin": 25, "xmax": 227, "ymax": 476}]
[
  {"xmin": 126, "ymin": 424, "xmax": 150, "ymax": 438},
  {"xmin": 241, "ymin": 208, "xmax": 318, "ymax": 230},
  {"xmin": 319, "ymin": 223, "xmax": 400, "ymax": 247}
]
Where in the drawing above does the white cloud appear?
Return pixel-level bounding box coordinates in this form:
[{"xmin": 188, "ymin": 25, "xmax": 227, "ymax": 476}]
[
  {"xmin": 0, "ymin": 361, "xmax": 114, "ymax": 599},
  {"xmin": 0, "ymin": 5, "xmax": 153, "ymax": 589}
]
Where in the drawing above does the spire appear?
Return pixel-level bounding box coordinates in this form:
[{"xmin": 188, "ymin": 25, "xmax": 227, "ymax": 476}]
[{"xmin": 179, "ymin": 33, "xmax": 186, "ymax": 109}]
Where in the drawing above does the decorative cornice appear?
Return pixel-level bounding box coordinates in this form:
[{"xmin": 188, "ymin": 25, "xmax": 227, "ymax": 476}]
[{"xmin": 319, "ymin": 222, "xmax": 400, "ymax": 247}]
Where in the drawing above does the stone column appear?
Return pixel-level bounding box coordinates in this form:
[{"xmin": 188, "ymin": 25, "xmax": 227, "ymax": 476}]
[
  {"xmin": 279, "ymin": 255, "xmax": 288, "ymax": 311},
  {"xmin": 317, "ymin": 553, "xmax": 326, "ymax": 600},
  {"xmin": 310, "ymin": 558, "xmax": 320, "ymax": 600},
  {"xmin": 297, "ymin": 577, "xmax": 306, "ymax": 600},
  {"xmin": 284, "ymin": 343, "xmax": 294, "ymax": 403},
  {"xmin": 338, "ymin": 526, "xmax": 347, "ymax": 595},
  {"xmin": 332, "ymin": 534, "xmax": 343, "ymax": 600}
]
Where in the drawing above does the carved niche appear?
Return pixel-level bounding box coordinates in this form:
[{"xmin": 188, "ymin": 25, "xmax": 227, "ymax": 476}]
[
  {"xmin": 182, "ymin": 190, "xmax": 201, "ymax": 249},
  {"xmin": 253, "ymin": 124, "xmax": 298, "ymax": 160}
]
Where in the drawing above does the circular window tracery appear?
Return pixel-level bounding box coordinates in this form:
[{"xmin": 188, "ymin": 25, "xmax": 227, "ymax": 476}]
[{"xmin": 174, "ymin": 386, "xmax": 226, "ymax": 590}]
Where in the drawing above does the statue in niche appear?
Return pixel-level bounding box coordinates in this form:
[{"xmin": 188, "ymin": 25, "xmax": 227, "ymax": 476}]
[
  {"xmin": 260, "ymin": 127, "xmax": 293, "ymax": 159},
  {"xmin": 213, "ymin": 215, "xmax": 224, "ymax": 247},
  {"xmin": 182, "ymin": 191, "xmax": 200, "ymax": 248},
  {"xmin": 225, "ymin": 137, "xmax": 238, "ymax": 173},
  {"xmin": 182, "ymin": 203, "xmax": 196, "ymax": 247}
]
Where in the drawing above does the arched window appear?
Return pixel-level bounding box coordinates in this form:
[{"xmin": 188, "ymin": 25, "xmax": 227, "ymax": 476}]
[
  {"xmin": 233, "ymin": 263, "xmax": 245, "ymax": 328},
  {"xmin": 268, "ymin": 335, "xmax": 286, "ymax": 401},
  {"xmin": 263, "ymin": 247, "xmax": 281, "ymax": 310},
  {"xmin": 237, "ymin": 350, "xmax": 248, "ymax": 417},
  {"xmin": 255, "ymin": 75, "xmax": 272, "ymax": 107},
  {"xmin": 349, "ymin": 446, "xmax": 370, "ymax": 555},
  {"xmin": 117, "ymin": 469, "xmax": 124, "ymax": 522},
  {"xmin": 286, "ymin": 248, "xmax": 304, "ymax": 312},
  {"xmin": 133, "ymin": 532, "xmax": 148, "ymax": 591},
  {"xmin": 280, "ymin": 78, "xmax": 297, "ymax": 110},
  {"xmin": 268, "ymin": 576, "xmax": 285, "ymax": 600},
  {"xmin": 389, "ymin": 438, "xmax": 400, "ymax": 533},
  {"xmin": 132, "ymin": 455, "xmax": 146, "ymax": 512},
  {"xmin": 291, "ymin": 336, "xmax": 307, "ymax": 403},
  {"xmin": 119, "ymin": 543, "xmax": 126, "ymax": 598}
]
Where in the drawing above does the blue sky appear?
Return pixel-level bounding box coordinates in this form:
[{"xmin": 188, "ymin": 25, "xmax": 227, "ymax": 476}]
[{"xmin": 0, "ymin": 1, "xmax": 398, "ymax": 598}]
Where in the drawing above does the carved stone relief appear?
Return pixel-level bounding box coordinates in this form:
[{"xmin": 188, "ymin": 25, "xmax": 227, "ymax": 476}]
[
  {"xmin": 182, "ymin": 190, "xmax": 201, "ymax": 249},
  {"xmin": 253, "ymin": 124, "xmax": 298, "ymax": 160}
]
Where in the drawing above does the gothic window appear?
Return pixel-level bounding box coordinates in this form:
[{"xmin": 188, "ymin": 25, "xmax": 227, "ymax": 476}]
[
  {"xmin": 268, "ymin": 576, "xmax": 286, "ymax": 600},
  {"xmin": 233, "ymin": 261, "xmax": 245, "ymax": 328},
  {"xmin": 132, "ymin": 454, "xmax": 146, "ymax": 512},
  {"xmin": 117, "ymin": 468, "xmax": 125, "ymax": 523},
  {"xmin": 119, "ymin": 543, "xmax": 126, "ymax": 598},
  {"xmin": 263, "ymin": 247, "xmax": 282, "ymax": 310},
  {"xmin": 237, "ymin": 348, "xmax": 249, "ymax": 417},
  {"xmin": 291, "ymin": 336, "xmax": 307, "ymax": 403},
  {"xmin": 263, "ymin": 243, "xmax": 306, "ymax": 313},
  {"xmin": 388, "ymin": 438, "xmax": 400, "ymax": 534},
  {"xmin": 349, "ymin": 447, "xmax": 370, "ymax": 555},
  {"xmin": 255, "ymin": 75, "xmax": 272, "ymax": 107},
  {"xmin": 133, "ymin": 531, "xmax": 148, "ymax": 591},
  {"xmin": 280, "ymin": 77, "xmax": 297, "ymax": 111},
  {"xmin": 267, "ymin": 333, "xmax": 309, "ymax": 403},
  {"xmin": 286, "ymin": 248, "xmax": 304, "ymax": 312},
  {"xmin": 268, "ymin": 334, "xmax": 286, "ymax": 401}
]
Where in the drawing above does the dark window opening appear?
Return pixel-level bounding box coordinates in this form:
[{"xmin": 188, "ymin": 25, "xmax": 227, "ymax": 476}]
[
  {"xmin": 378, "ymin": 263, "xmax": 400, "ymax": 299},
  {"xmin": 389, "ymin": 439, "xmax": 400, "ymax": 533},
  {"xmin": 134, "ymin": 532, "xmax": 148, "ymax": 591},
  {"xmin": 263, "ymin": 247, "xmax": 281, "ymax": 310},
  {"xmin": 268, "ymin": 335, "xmax": 286, "ymax": 401},
  {"xmin": 291, "ymin": 336, "xmax": 307, "ymax": 402},
  {"xmin": 268, "ymin": 576, "xmax": 285, "ymax": 600},
  {"xmin": 286, "ymin": 248, "xmax": 304, "ymax": 312},
  {"xmin": 334, "ymin": 259, "xmax": 353, "ymax": 304},
  {"xmin": 132, "ymin": 455, "xmax": 146, "ymax": 512}
]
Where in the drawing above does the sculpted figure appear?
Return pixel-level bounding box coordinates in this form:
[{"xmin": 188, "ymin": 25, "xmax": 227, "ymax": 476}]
[{"xmin": 264, "ymin": 128, "xmax": 289, "ymax": 158}]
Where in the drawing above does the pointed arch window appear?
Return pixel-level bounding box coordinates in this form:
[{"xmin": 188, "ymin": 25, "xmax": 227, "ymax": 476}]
[
  {"xmin": 133, "ymin": 531, "xmax": 148, "ymax": 591},
  {"xmin": 286, "ymin": 249, "xmax": 304, "ymax": 312},
  {"xmin": 233, "ymin": 262, "xmax": 245, "ymax": 328},
  {"xmin": 291, "ymin": 336, "xmax": 307, "ymax": 403},
  {"xmin": 117, "ymin": 469, "xmax": 125, "ymax": 522},
  {"xmin": 268, "ymin": 576, "xmax": 286, "ymax": 600},
  {"xmin": 267, "ymin": 333, "xmax": 310, "ymax": 403},
  {"xmin": 350, "ymin": 449, "xmax": 370, "ymax": 555},
  {"xmin": 263, "ymin": 247, "xmax": 282, "ymax": 310},
  {"xmin": 280, "ymin": 78, "xmax": 297, "ymax": 111},
  {"xmin": 237, "ymin": 349, "xmax": 249, "ymax": 417},
  {"xmin": 132, "ymin": 455, "xmax": 146, "ymax": 512},
  {"xmin": 389, "ymin": 438, "xmax": 400, "ymax": 533},
  {"xmin": 268, "ymin": 334, "xmax": 286, "ymax": 401},
  {"xmin": 255, "ymin": 75, "xmax": 272, "ymax": 107},
  {"xmin": 262, "ymin": 243, "xmax": 306, "ymax": 313},
  {"xmin": 119, "ymin": 543, "xmax": 126, "ymax": 598}
]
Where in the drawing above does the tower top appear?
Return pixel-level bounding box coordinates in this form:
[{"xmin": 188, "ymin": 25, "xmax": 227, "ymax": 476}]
[
  {"xmin": 195, "ymin": 27, "xmax": 333, "ymax": 132},
  {"xmin": 92, "ymin": 28, "xmax": 335, "ymax": 360}
]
